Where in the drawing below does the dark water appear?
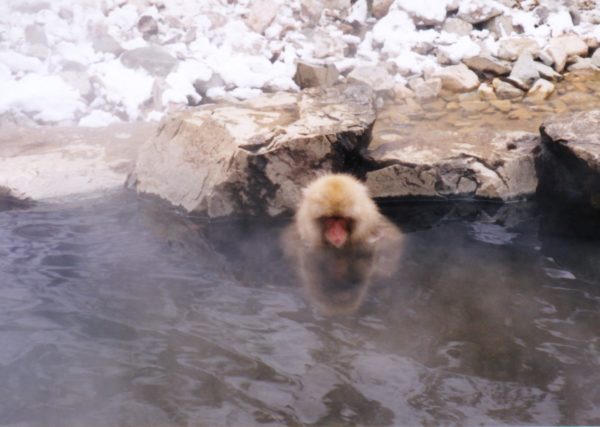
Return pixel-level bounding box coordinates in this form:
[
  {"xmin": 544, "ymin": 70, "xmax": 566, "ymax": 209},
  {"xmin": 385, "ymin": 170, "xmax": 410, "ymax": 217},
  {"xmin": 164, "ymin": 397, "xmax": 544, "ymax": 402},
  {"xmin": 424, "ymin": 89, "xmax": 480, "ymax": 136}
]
[{"xmin": 0, "ymin": 192, "xmax": 599, "ymax": 427}]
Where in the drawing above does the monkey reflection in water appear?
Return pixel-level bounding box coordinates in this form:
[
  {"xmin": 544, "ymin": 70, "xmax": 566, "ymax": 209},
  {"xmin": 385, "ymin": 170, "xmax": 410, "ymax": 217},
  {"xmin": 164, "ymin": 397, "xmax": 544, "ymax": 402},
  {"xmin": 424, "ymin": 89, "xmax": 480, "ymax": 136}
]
[{"xmin": 284, "ymin": 174, "xmax": 403, "ymax": 316}]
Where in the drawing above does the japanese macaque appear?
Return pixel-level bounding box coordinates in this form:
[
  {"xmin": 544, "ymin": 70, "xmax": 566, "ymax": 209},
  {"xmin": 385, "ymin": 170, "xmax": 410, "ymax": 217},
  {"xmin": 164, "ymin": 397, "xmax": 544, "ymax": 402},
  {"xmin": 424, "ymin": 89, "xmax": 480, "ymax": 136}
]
[{"xmin": 284, "ymin": 174, "xmax": 403, "ymax": 315}]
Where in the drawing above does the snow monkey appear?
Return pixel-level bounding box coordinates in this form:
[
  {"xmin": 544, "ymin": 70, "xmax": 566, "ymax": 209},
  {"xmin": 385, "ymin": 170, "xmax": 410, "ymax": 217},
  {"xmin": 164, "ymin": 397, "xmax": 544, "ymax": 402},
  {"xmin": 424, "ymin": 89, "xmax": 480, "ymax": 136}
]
[{"xmin": 284, "ymin": 174, "xmax": 404, "ymax": 315}]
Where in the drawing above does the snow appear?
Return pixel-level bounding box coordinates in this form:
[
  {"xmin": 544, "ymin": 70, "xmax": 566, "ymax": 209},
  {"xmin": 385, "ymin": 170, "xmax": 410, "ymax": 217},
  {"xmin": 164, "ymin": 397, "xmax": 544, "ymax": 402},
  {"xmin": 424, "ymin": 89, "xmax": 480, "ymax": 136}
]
[{"xmin": 0, "ymin": 0, "xmax": 597, "ymax": 127}]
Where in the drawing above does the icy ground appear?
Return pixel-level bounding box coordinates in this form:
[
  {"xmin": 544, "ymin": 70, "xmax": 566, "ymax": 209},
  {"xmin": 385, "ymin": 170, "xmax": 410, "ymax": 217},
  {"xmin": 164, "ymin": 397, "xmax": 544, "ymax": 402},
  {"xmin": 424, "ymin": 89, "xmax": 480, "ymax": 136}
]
[{"xmin": 0, "ymin": 0, "xmax": 598, "ymax": 127}]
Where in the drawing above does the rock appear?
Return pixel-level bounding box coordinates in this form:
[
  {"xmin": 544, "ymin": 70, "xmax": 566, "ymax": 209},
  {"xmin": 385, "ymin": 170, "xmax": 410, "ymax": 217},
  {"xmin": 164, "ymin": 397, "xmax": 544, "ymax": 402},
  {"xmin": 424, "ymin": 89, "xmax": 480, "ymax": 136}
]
[
  {"xmin": 120, "ymin": 46, "xmax": 178, "ymax": 77},
  {"xmin": 489, "ymin": 99, "xmax": 512, "ymax": 112},
  {"xmin": 442, "ymin": 18, "xmax": 473, "ymax": 36},
  {"xmin": 394, "ymin": 0, "xmax": 449, "ymax": 25},
  {"xmin": 59, "ymin": 70, "xmax": 93, "ymax": 99},
  {"xmin": 593, "ymin": 49, "xmax": 600, "ymax": 68},
  {"xmin": 293, "ymin": 61, "xmax": 339, "ymax": 88},
  {"xmin": 527, "ymin": 79, "xmax": 555, "ymax": 100},
  {"xmin": 347, "ymin": 65, "xmax": 395, "ymax": 93},
  {"xmin": 134, "ymin": 84, "xmax": 376, "ymax": 217},
  {"xmin": 92, "ymin": 32, "xmax": 124, "ymax": 56},
  {"xmin": 545, "ymin": 34, "xmax": 589, "ymax": 72},
  {"xmin": 484, "ymin": 15, "xmax": 514, "ymax": 38},
  {"xmin": 137, "ymin": 15, "xmax": 159, "ymax": 38},
  {"xmin": 497, "ymin": 37, "xmax": 540, "ymax": 61},
  {"xmin": 538, "ymin": 110, "xmax": 600, "ymax": 208},
  {"xmin": 365, "ymin": 125, "xmax": 539, "ymax": 201},
  {"xmin": 463, "ymin": 54, "xmax": 511, "ymax": 75},
  {"xmin": 24, "ymin": 24, "xmax": 47, "ymax": 45},
  {"xmin": 0, "ymin": 123, "xmax": 156, "ymax": 201},
  {"xmin": 432, "ymin": 63, "xmax": 480, "ymax": 93},
  {"xmin": 413, "ymin": 78, "xmax": 442, "ymax": 101},
  {"xmin": 567, "ymin": 56, "xmax": 599, "ymax": 72},
  {"xmin": 457, "ymin": 0, "xmax": 502, "ymax": 24},
  {"xmin": 492, "ymin": 78, "xmax": 524, "ymax": 100},
  {"xmin": 534, "ymin": 61, "xmax": 562, "ymax": 81},
  {"xmin": 393, "ymin": 84, "xmax": 415, "ymax": 100},
  {"xmin": 371, "ymin": 0, "xmax": 394, "ymax": 18},
  {"xmin": 301, "ymin": 0, "xmax": 351, "ymax": 20},
  {"xmin": 507, "ymin": 52, "xmax": 539, "ymax": 90},
  {"xmin": 477, "ymin": 82, "xmax": 496, "ymax": 100},
  {"xmin": 246, "ymin": 0, "xmax": 279, "ymax": 33}
]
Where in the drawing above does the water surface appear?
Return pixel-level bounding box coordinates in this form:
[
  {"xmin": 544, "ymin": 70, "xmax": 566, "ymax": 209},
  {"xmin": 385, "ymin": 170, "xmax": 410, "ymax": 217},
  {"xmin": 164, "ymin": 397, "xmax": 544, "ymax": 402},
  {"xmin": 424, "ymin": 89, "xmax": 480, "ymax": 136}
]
[{"xmin": 0, "ymin": 192, "xmax": 599, "ymax": 426}]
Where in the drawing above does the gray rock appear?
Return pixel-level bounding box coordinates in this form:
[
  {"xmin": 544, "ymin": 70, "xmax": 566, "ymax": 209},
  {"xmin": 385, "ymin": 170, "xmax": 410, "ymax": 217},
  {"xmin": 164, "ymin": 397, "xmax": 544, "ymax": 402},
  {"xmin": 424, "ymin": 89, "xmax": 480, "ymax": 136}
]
[
  {"xmin": 457, "ymin": 0, "xmax": 502, "ymax": 24},
  {"xmin": 134, "ymin": 84, "xmax": 376, "ymax": 217},
  {"xmin": 137, "ymin": 15, "xmax": 159, "ymax": 38},
  {"xmin": 545, "ymin": 34, "xmax": 589, "ymax": 72},
  {"xmin": 484, "ymin": 15, "xmax": 514, "ymax": 38},
  {"xmin": 347, "ymin": 65, "xmax": 395, "ymax": 93},
  {"xmin": 93, "ymin": 33, "xmax": 124, "ymax": 56},
  {"xmin": 507, "ymin": 52, "xmax": 539, "ymax": 90},
  {"xmin": 497, "ymin": 37, "xmax": 540, "ymax": 61},
  {"xmin": 0, "ymin": 123, "xmax": 156, "ymax": 201},
  {"xmin": 567, "ymin": 56, "xmax": 599, "ymax": 72},
  {"xmin": 442, "ymin": 18, "xmax": 473, "ymax": 36},
  {"xmin": 534, "ymin": 61, "xmax": 562, "ymax": 81},
  {"xmin": 371, "ymin": 0, "xmax": 394, "ymax": 18},
  {"xmin": 59, "ymin": 70, "xmax": 93, "ymax": 98},
  {"xmin": 413, "ymin": 78, "xmax": 442, "ymax": 101},
  {"xmin": 120, "ymin": 46, "xmax": 178, "ymax": 77},
  {"xmin": 365, "ymin": 127, "xmax": 539, "ymax": 201},
  {"xmin": 463, "ymin": 54, "xmax": 511, "ymax": 75},
  {"xmin": 538, "ymin": 110, "xmax": 600, "ymax": 208},
  {"xmin": 246, "ymin": 0, "xmax": 279, "ymax": 33},
  {"xmin": 432, "ymin": 63, "xmax": 480, "ymax": 93},
  {"xmin": 293, "ymin": 61, "xmax": 339, "ymax": 88},
  {"xmin": 492, "ymin": 78, "xmax": 524, "ymax": 100},
  {"xmin": 24, "ymin": 24, "xmax": 47, "ymax": 45},
  {"xmin": 592, "ymin": 49, "xmax": 600, "ymax": 68},
  {"xmin": 527, "ymin": 78, "xmax": 555, "ymax": 100}
]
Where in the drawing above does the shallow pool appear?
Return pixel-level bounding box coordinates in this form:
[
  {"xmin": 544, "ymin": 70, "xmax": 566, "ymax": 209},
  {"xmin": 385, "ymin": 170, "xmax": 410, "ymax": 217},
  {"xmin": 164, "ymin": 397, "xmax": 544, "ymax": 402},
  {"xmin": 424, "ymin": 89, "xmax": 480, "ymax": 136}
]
[{"xmin": 0, "ymin": 191, "xmax": 598, "ymax": 426}]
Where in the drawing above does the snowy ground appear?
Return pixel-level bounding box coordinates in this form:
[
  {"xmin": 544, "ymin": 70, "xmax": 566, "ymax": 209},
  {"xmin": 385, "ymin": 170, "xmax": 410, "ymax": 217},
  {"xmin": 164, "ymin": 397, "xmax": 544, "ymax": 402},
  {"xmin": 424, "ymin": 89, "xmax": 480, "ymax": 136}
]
[{"xmin": 0, "ymin": 0, "xmax": 599, "ymax": 127}]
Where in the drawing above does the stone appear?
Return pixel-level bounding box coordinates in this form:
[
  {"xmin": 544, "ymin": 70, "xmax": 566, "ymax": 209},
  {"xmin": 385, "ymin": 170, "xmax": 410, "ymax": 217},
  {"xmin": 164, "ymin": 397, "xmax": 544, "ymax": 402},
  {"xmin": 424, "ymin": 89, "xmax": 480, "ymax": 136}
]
[
  {"xmin": 489, "ymin": 99, "xmax": 512, "ymax": 112},
  {"xmin": 507, "ymin": 52, "xmax": 539, "ymax": 90},
  {"xmin": 0, "ymin": 123, "xmax": 156, "ymax": 201},
  {"xmin": 24, "ymin": 24, "xmax": 47, "ymax": 45},
  {"xmin": 393, "ymin": 84, "xmax": 415, "ymax": 100},
  {"xmin": 442, "ymin": 18, "xmax": 473, "ymax": 36},
  {"xmin": 365, "ymin": 124, "xmax": 539, "ymax": 201},
  {"xmin": 457, "ymin": 0, "xmax": 502, "ymax": 24},
  {"xmin": 546, "ymin": 34, "xmax": 589, "ymax": 72},
  {"xmin": 134, "ymin": 84, "xmax": 376, "ymax": 218},
  {"xmin": 59, "ymin": 70, "xmax": 93, "ymax": 99},
  {"xmin": 413, "ymin": 78, "xmax": 442, "ymax": 101},
  {"xmin": 484, "ymin": 15, "xmax": 514, "ymax": 38},
  {"xmin": 497, "ymin": 37, "xmax": 540, "ymax": 61},
  {"xmin": 120, "ymin": 46, "xmax": 178, "ymax": 77},
  {"xmin": 395, "ymin": 0, "xmax": 448, "ymax": 25},
  {"xmin": 92, "ymin": 33, "xmax": 124, "ymax": 56},
  {"xmin": 293, "ymin": 61, "xmax": 339, "ymax": 88},
  {"xmin": 567, "ymin": 57, "xmax": 599, "ymax": 72},
  {"xmin": 492, "ymin": 78, "xmax": 524, "ymax": 100},
  {"xmin": 477, "ymin": 82, "xmax": 496, "ymax": 100},
  {"xmin": 591, "ymin": 49, "xmax": 600, "ymax": 68},
  {"xmin": 137, "ymin": 15, "xmax": 159, "ymax": 38},
  {"xmin": 347, "ymin": 65, "xmax": 395, "ymax": 93},
  {"xmin": 462, "ymin": 54, "xmax": 511, "ymax": 75},
  {"xmin": 371, "ymin": 0, "xmax": 394, "ymax": 18},
  {"xmin": 246, "ymin": 0, "xmax": 279, "ymax": 33},
  {"xmin": 432, "ymin": 63, "xmax": 480, "ymax": 93},
  {"xmin": 537, "ymin": 110, "xmax": 600, "ymax": 208},
  {"xmin": 301, "ymin": 0, "xmax": 351, "ymax": 20},
  {"xmin": 527, "ymin": 79, "xmax": 555, "ymax": 100},
  {"xmin": 534, "ymin": 61, "xmax": 562, "ymax": 81}
]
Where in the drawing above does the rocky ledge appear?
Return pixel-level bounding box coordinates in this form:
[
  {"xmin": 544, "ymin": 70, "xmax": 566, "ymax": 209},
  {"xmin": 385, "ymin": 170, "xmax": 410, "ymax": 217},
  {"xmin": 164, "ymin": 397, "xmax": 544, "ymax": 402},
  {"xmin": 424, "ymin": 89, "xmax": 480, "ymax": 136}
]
[
  {"xmin": 2, "ymin": 84, "xmax": 600, "ymax": 217},
  {"xmin": 537, "ymin": 110, "xmax": 600, "ymax": 209}
]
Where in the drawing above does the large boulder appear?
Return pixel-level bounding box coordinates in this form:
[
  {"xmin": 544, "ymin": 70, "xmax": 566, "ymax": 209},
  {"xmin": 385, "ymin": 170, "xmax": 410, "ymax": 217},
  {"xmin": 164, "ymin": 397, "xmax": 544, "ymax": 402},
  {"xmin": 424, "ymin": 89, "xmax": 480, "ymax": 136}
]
[
  {"xmin": 133, "ymin": 84, "xmax": 376, "ymax": 217},
  {"xmin": 538, "ymin": 110, "xmax": 600, "ymax": 208},
  {"xmin": 0, "ymin": 123, "xmax": 155, "ymax": 201},
  {"xmin": 365, "ymin": 123, "xmax": 539, "ymax": 201}
]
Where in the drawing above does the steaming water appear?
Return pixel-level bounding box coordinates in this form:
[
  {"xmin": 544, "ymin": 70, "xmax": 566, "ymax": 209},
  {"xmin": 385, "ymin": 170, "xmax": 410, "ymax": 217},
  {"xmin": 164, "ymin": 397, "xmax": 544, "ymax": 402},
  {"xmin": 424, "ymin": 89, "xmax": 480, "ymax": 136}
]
[{"xmin": 0, "ymin": 191, "xmax": 599, "ymax": 426}]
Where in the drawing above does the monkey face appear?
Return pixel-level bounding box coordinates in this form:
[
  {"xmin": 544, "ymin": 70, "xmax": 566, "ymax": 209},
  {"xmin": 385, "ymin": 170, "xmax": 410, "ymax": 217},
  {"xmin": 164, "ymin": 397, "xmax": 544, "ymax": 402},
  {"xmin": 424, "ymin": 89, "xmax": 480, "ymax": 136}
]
[{"xmin": 320, "ymin": 216, "xmax": 355, "ymax": 248}]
